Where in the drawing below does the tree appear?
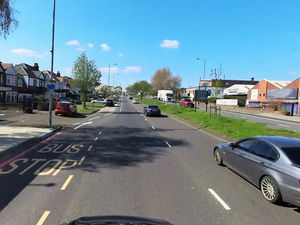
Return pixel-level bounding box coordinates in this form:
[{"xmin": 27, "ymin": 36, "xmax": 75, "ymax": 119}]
[
  {"xmin": 0, "ymin": 0, "xmax": 18, "ymax": 38},
  {"xmin": 126, "ymin": 85, "xmax": 135, "ymax": 96},
  {"xmin": 95, "ymin": 85, "xmax": 112, "ymax": 99},
  {"xmin": 131, "ymin": 80, "xmax": 152, "ymax": 99},
  {"xmin": 72, "ymin": 53, "xmax": 101, "ymax": 108},
  {"xmin": 169, "ymin": 75, "xmax": 182, "ymax": 99},
  {"xmin": 151, "ymin": 68, "xmax": 172, "ymax": 94}
]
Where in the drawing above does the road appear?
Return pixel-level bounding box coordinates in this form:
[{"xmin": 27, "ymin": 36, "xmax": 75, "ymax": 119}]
[{"xmin": 0, "ymin": 96, "xmax": 299, "ymax": 225}]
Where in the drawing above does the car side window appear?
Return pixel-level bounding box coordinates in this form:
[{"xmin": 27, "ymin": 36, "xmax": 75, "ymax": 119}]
[
  {"xmin": 236, "ymin": 139, "xmax": 257, "ymax": 152},
  {"xmin": 251, "ymin": 141, "xmax": 278, "ymax": 161}
]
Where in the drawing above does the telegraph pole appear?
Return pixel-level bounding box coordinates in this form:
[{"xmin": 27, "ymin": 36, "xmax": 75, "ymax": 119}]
[{"xmin": 49, "ymin": 0, "xmax": 56, "ymax": 127}]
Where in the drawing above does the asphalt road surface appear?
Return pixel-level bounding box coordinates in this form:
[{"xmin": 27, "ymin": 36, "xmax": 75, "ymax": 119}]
[{"xmin": 0, "ymin": 96, "xmax": 299, "ymax": 225}]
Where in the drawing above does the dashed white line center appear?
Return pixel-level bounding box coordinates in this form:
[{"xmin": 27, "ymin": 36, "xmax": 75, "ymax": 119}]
[
  {"xmin": 95, "ymin": 137, "xmax": 98, "ymax": 141},
  {"xmin": 36, "ymin": 210, "xmax": 50, "ymax": 225},
  {"xmin": 152, "ymin": 126, "xmax": 155, "ymax": 130},
  {"xmin": 208, "ymin": 188, "xmax": 231, "ymax": 210},
  {"xmin": 165, "ymin": 141, "xmax": 172, "ymax": 148},
  {"xmin": 60, "ymin": 175, "xmax": 74, "ymax": 190},
  {"xmin": 78, "ymin": 156, "xmax": 86, "ymax": 166},
  {"xmin": 88, "ymin": 145, "xmax": 93, "ymax": 151}
]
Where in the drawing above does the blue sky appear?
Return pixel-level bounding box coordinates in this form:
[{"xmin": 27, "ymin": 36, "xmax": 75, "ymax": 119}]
[{"xmin": 1, "ymin": 0, "xmax": 300, "ymax": 89}]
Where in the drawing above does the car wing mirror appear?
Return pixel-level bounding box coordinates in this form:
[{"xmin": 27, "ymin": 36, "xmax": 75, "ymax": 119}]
[{"xmin": 229, "ymin": 142, "xmax": 236, "ymax": 148}]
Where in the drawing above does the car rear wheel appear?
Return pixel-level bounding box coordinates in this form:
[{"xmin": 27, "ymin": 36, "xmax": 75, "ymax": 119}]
[
  {"xmin": 69, "ymin": 111, "xmax": 72, "ymax": 117},
  {"xmin": 260, "ymin": 176, "xmax": 282, "ymax": 204},
  {"xmin": 214, "ymin": 148, "xmax": 223, "ymax": 165}
]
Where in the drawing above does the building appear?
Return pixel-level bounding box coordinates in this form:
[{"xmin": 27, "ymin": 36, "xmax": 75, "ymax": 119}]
[
  {"xmin": 224, "ymin": 84, "xmax": 255, "ymax": 96},
  {"xmin": 0, "ymin": 63, "xmax": 7, "ymax": 103},
  {"xmin": 247, "ymin": 79, "xmax": 291, "ymax": 108}
]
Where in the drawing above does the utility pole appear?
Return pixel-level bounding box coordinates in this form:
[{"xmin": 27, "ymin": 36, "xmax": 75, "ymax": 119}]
[
  {"xmin": 108, "ymin": 64, "xmax": 110, "ymax": 86},
  {"xmin": 196, "ymin": 58, "xmax": 206, "ymax": 89},
  {"xmin": 49, "ymin": 0, "xmax": 56, "ymax": 127}
]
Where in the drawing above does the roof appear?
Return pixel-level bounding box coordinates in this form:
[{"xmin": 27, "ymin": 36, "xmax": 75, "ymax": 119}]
[
  {"xmin": 1, "ymin": 63, "xmax": 12, "ymax": 70},
  {"xmin": 43, "ymin": 70, "xmax": 58, "ymax": 82},
  {"xmin": 266, "ymin": 80, "xmax": 291, "ymax": 88},
  {"xmin": 0, "ymin": 63, "xmax": 4, "ymax": 73},
  {"xmin": 14, "ymin": 64, "xmax": 37, "ymax": 78}
]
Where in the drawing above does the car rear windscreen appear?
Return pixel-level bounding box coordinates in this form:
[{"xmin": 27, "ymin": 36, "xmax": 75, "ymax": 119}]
[
  {"xmin": 58, "ymin": 103, "xmax": 69, "ymax": 107},
  {"xmin": 281, "ymin": 147, "xmax": 300, "ymax": 165},
  {"xmin": 149, "ymin": 105, "xmax": 159, "ymax": 108}
]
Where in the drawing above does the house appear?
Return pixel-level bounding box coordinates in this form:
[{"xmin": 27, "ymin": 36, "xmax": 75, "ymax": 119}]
[
  {"xmin": 15, "ymin": 63, "xmax": 46, "ymax": 100},
  {"xmin": 247, "ymin": 79, "xmax": 291, "ymax": 108},
  {"xmin": 0, "ymin": 63, "xmax": 7, "ymax": 103},
  {"xmin": 43, "ymin": 71, "xmax": 67, "ymax": 98}
]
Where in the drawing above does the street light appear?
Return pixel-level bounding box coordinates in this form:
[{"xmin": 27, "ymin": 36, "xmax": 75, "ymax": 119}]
[
  {"xmin": 196, "ymin": 58, "xmax": 206, "ymax": 89},
  {"xmin": 108, "ymin": 63, "xmax": 117, "ymax": 86}
]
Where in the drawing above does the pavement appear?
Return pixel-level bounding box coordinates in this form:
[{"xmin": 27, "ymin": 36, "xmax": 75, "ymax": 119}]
[{"xmin": 0, "ymin": 97, "xmax": 299, "ymax": 225}]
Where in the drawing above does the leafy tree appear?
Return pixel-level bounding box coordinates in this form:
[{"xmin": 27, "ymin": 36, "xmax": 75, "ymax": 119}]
[
  {"xmin": 0, "ymin": 0, "xmax": 18, "ymax": 38},
  {"xmin": 126, "ymin": 85, "xmax": 135, "ymax": 96},
  {"xmin": 151, "ymin": 68, "xmax": 172, "ymax": 94},
  {"xmin": 169, "ymin": 75, "xmax": 182, "ymax": 99},
  {"xmin": 72, "ymin": 53, "xmax": 101, "ymax": 108},
  {"xmin": 131, "ymin": 80, "xmax": 152, "ymax": 99},
  {"xmin": 95, "ymin": 85, "xmax": 112, "ymax": 99}
]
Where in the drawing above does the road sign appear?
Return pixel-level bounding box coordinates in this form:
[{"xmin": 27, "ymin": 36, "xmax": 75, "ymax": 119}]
[{"xmin": 47, "ymin": 84, "xmax": 55, "ymax": 90}]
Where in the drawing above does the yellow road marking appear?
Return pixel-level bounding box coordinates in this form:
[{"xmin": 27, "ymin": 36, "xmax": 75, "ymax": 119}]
[
  {"xmin": 60, "ymin": 175, "xmax": 74, "ymax": 190},
  {"xmin": 36, "ymin": 210, "xmax": 50, "ymax": 225}
]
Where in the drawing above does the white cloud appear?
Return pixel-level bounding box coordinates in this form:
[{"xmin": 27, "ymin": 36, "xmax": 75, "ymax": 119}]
[
  {"xmin": 76, "ymin": 47, "xmax": 86, "ymax": 52},
  {"xmin": 123, "ymin": 66, "xmax": 142, "ymax": 74},
  {"xmin": 118, "ymin": 53, "xmax": 124, "ymax": 57},
  {"xmin": 87, "ymin": 43, "xmax": 94, "ymax": 48},
  {"xmin": 100, "ymin": 67, "xmax": 119, "ymax": 73},
  {"xmin": 289, "ymin": 70, "xmax": 297, "ymax": 75},
  {"xmin": 160, "ymin": 39, "xmax": 180, "ymax": 49},
  {"xmin": 64, "ymin": 67, "xmax": 72, "ymax": 76},
  {"xmin": 65, "ymin": 40, "xmax": 80, "ymax": 46},
  {"xmin": 11, "ymin": 48, "xmax": 44, "ymax": 58},
  {"xmin": 101, "ymin": 43, "xmax": 111, "ymax": 51}
]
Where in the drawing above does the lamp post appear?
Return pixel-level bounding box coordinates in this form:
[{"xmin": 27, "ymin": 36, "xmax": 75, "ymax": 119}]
[
  {"xmin": 108, "ymin": 63, "xmax": 117, "ymax": 86},
  {"xmin": 49, "ymin": 0, "xmax": 56, "ymax": 127},
  {"xmin": 196, "ymin": 58, "xmax": 206, "ymax": 89}
]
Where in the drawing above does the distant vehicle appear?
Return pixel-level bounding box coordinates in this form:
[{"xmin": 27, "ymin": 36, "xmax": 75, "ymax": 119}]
[
  {"xmin": 157, "ymin": 90, "xmax": 173, "ymax": 102},
  {"xmin": 106, "ymin": 99, "xmax": 114, "ymax": 107},
  {"xmin": 91, "ymin": 98, "xmax": 106, "ymax": 104},
  {"xmin": 180, "ymin": 98, "xmax": 194, "ymax": 107},
  {"xmin": 144, "ymin": 105, "xmax": 161, "ymax": 116},
  {"xmin": 55, "ymin": 101, "xmax": 77, "ymax": 116},
  {"xmin": 132, "ymin": 98, "xmax": 140, "ymax": 104},
  {"xmin": 214, "ymin": 136, "xmax": 300, "ymax": 207}
]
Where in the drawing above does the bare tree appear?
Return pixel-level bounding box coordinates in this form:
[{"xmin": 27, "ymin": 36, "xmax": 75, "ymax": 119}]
[
  {"xmin": 151, "ymin": 68, "xmax": 172, "ymax": 94},
  {"xmin": 169, "ymin": 75, "xmax": 182, "ymax": 99},
  {"xmin": 0, "ymin": 0, "xmax": 18, "ymax": 38}
]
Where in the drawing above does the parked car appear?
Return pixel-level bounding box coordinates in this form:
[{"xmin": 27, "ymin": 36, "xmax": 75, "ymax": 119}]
[
  {"xmin": 213, "ymin": 136, "xmax": 300, "ymax": 207},
  {"xmin": 59, "ymin": 97, "xmax": 75, "ymax": 104},
  {"xmin": 180, "ymin": 98, "xmax": 194, "ymax": 108},
  {"xmin": 55, "ymin": 101, "xmax": 77, "ymax": 116},
  {"xmin": 132, "ymin": 98, "xmax": 140, "ymax": 104},
  {"xmin": 144, "ymin": 105, "xmax": 161, "ymax": 116},
  {"xmin": 106, "ymin": 99, "xmax": 114, "ymax": 107},
  {"xmin": 91, "ymin": 98, "xmax": 106, "ymax": 104}
]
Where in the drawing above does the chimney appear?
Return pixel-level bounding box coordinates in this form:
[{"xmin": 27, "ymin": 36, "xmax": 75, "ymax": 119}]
[
  {"xmin": 57, "ymin": 71, "xmax": 61, "ymax": 77},
  {"xmin": 33, "ymin": 63, "xmax": 39, "ymax": 71},
  {"xmin": 251, "ymin": 77, "xmax": 254, "ymax": 81}
]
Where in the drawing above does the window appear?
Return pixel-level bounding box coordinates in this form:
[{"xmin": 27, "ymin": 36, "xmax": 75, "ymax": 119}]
[
  {"xmin": 6, "ymin": 77, "xmax": 11, "ymax": 85},
  {"xmin": 6, "ymin": 92, "xmax": 17, "ymax": 103},
  {"xmin": 18, "ymin": 78, "xmax": 23, "ymax": 87},
  {"xmin": 236, "ymin": 139, "xmax": 257, "ymax": 152},
  {"xmin": 33, "ymin": 79, "xmax": 37, "ymax": 86},
  {"xmin": 0, "ymin": 74, "xmax": 3, "ymax": 84},
  {"xmin": 39, "ymin": 80, "xmax": 44, "ymax": 87},
  {"xmin": 251, "ymin": 141, "xmax": 278, "ymax": 161},
  {"xmin": 281, "ymin": 147, "xmax": 300, "ymax": 165}
]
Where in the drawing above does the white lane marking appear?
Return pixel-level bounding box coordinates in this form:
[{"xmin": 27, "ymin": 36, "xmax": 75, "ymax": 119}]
[
  {"xmin": 74, "ymin": 121, "xmax": 92, "ymax": 129},
  {"xmin": 95, "ymin": 137, "xmax": 98, "ymax": 141},
  {"xmin": 152, "ymin": 126, "xmax": 155, "ymax": 130},
  {"xmin": 104, "ymin": 113, "xmax": 112, "ymax": 117},
  {"xmin": 165, "ymin": 141, "xmax": 172, "ymax": 148},
  {"xmin": 88, "ymin": 116, "xmax": 100, "ymax": 121},
  {"xmin": 0, "ymin": 113, "xmax": 5, "ymax": 116},
  {"xmin": 208, "ymin": 188, "xmax": 231, "ymax": 210},
  {"xmin": 88, "ymin": 145, "xmax": 93, "ymax": 151},
  {"xmin": 60, "ymin": 175, "xmax": 74, "ymax": 190},
  {"xmin": 36, "ymin": 211, "xmax": 51, "ymax": 225},
  {"xmin": 73, "ymin": 122, "xmax": 80, "ymax": 126},
  {"xmin": 278, "ymin": 124, "xmax": 288, "ymax": 127},
  {"xmin": 145, "ymin": 118, "xmax": 147, "ymax": 121},
  {"xmin": 78, "ymin": 156, "xmax": 85, "ymax": 166},
  {"xmin": 98, "ymin": 131, "xmax": 102, "ymax": 135}
]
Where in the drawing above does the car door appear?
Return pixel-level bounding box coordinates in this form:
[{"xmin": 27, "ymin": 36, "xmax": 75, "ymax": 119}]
[
  {"xmin": 240, "ymin": 141, "xmax": 278, "ymax": 186},
  {"xmin": 225, "ymin": 139, "xmax": 256, "ymax": 177}
]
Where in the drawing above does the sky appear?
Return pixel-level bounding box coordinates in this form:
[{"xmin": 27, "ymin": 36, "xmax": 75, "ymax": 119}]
[{"xmin": 1, "ymin": 0, "xmax": 300, "ymax": 89}]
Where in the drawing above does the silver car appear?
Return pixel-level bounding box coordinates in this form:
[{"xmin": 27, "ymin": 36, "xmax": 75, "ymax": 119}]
[{"xmin": 214, "ymin": 136, "xmax": 300, "ymax": 207}]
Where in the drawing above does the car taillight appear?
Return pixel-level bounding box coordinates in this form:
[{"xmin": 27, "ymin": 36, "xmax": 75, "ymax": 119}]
[
  {"xmin": 147, "ymin": 109, "xmax": 151, "ymax": 112},
  {"xmin": 298, "ymin": 179, "xmax": 300, "ymax": 186}
]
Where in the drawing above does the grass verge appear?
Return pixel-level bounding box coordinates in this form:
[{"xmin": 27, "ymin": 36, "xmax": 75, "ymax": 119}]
[
  {"xmin": 77, "ymin": 102, "xmax": 105, "ymax": 115},
  {"xmin": 141, "ymin": 98, "xmax": 300, "ymax": 140}
]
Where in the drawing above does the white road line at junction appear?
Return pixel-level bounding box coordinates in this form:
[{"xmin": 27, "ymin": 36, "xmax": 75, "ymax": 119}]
[
  {"xmin": 36, "ymin": 211, "xmax": 51, "ymax": 225},
  {"xmin": 88, "ymin": 116, "xmax": 100, "ymax": 121},
  {"xmin": 78, "ymin": 156, "xmax": 85, "ymax": 166},
  {"xmin": 165, "ymin": 141, "xmax": 172, "ymax": 148},
  {"xmin": 60, "ymin": 175, "xmax": 74, "ymax": 190},
  {"xmin": 0, "ymin": 114, "xmax": 5, "ymax": 116},
  {"xmin": 88, "ymin": 145, "xmax": 93, "ymax": 151},
  {"xmin": 73, "ymin": 122, "xmax": 80, "ymax": 126},
  {"xmin": 95, "ymin": 137, "xmax": 98, "ymax": 141},
  {"xmin": 278, "ymin": 124, "xmax": 288, "ymax": 127},
  {"xmin": 145, "ymin": 118, "xmax": 147, "ymax": 121},
  {"xmin": 152, "ymin": 126, "xmax": 155, "ymax": 130},
  {"xmin": 74, "ymin": 121, "xmax": 93, "ymax": 129},
  {"xmin": 208, "ymin": 188, "xmax": 231, "ymax": 210},
  {"xmin": 98, "ymin": 131, "xmax": 102, "ymax": 135},
  {"xmin": 104, "ymin": 113, "xmax": 112, "ymax": 117}
]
